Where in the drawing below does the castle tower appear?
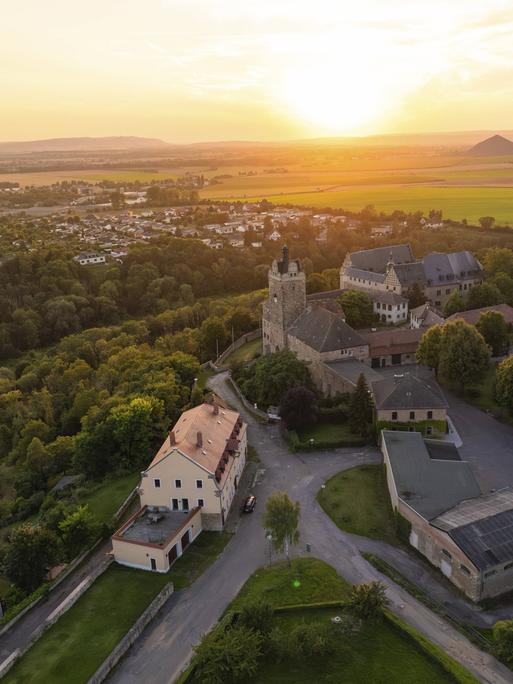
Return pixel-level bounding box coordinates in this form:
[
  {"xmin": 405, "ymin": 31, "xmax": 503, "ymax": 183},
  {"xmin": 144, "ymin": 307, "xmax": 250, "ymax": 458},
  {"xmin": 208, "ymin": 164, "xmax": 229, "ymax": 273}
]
[{"xmin": 262, "ymin": 245, "xmax": 306, "ymax": 353}]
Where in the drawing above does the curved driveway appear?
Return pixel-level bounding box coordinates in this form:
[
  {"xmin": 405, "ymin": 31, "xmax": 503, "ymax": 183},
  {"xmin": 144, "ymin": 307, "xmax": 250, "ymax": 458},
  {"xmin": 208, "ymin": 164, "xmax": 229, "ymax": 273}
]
[{"xmin": 110, "ymin": 373, "xmax": 513, "ymax": 684}]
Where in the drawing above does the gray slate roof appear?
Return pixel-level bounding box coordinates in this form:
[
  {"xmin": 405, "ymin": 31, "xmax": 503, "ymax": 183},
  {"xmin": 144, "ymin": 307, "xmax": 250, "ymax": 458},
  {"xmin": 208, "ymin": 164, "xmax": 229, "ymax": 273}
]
[
  {"xmin": 324, "ymin": 359, "xmax": 383, "ymax": 387},
  {"xmin": 372, "ymin": 373, "xmax": 447, "ymax": 410},
  {"xmin": 288, "ymin": 305, "xmax": 366, "ymax": 353},
  {"xmin": 381, "ymin": 430, "xmax": 481, "ymax": 520},
  {"xmin": 423, "ymin": 251, "xmax": 482, "ymax": 285},
  {"xmin": 391, "ymin": 262, "xmax": 426, "ymax": 287},
  {"xmin": 347, "ymin": 244, "xmax": 413, "ymax": 273},
  {"xmin": 344, "ymin": 267, "xmax": 386, "ymax": 284}
]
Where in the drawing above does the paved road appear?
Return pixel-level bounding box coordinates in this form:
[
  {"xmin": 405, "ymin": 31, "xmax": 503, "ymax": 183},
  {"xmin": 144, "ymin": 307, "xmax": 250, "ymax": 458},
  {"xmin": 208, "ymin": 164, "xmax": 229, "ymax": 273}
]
[
  {"xmin": 110, "ymin": 372, "xmax": 513, "ymax": 684},
  {"xmin": 0, "ymin": 539, "xmax": 113, "ymax": 661}
]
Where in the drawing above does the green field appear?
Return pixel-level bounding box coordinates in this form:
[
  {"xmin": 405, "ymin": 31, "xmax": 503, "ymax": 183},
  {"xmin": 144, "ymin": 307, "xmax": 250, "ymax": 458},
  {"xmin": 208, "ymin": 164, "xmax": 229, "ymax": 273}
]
[
  {"xmin": 253, "ymin": 609, "xmax": 457, "ymax": 684},
  {"xmin": 190, "ymin": 558, "xmax": 474, "ymax": 684},
  {"xmin": 79, "ymin": 471, "xmax": 140, "ymax": 522},
  {"xmin": 222, "ymin": 337, "xmax": 262, "ymax": 367},
  {"xmin": 4, "ymin": 532, "xmax": 231, "ymax": 684},
  {"xmin": 317, "ymin": 464, "xmax": 398, "ymax": 545},
  {"xmin": 224, "ymin": 185, "xmax": 513, "ymax": 224}
]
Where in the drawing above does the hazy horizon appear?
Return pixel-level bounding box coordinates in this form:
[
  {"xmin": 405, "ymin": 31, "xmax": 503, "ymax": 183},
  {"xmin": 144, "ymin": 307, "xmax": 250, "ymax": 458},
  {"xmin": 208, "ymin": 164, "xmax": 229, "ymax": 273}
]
[{"xmin": 3, "ymin": 1, "xmax": 513, "ymax": 143}]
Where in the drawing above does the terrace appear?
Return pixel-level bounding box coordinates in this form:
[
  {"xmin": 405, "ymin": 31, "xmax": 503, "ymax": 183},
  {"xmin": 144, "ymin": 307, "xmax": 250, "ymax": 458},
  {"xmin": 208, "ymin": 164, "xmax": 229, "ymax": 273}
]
[{"xmin": 116, "ymin": 506, "xmax": 198, "ymax": 547}]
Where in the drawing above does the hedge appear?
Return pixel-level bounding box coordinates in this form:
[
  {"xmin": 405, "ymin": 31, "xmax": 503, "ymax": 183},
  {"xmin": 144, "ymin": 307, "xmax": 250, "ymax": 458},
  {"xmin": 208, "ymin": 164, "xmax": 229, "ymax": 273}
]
[
  {"xmin": 384, "ymin": 610, "xmax": 480, "ymax": 684},
  {"xmin": 286, "ymin": 430, "xmax": 369, "ymax": 452},
  {"xmin": 0, "ymin": 582, "xmax": 51, "ymax": 627}
]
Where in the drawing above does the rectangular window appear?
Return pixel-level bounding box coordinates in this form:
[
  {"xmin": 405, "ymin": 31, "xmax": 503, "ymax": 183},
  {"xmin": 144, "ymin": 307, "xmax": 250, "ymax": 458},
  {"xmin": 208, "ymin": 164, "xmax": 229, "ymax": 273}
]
[
  {"xmin": 460, "ymin": 564, "xmax": 471, "ymax": 575},
  {"xmin": 427, "ymin": 410, "xmax": 433, "ymax": 420},
  {"xmin": 446, "ymin": 289, "xmax": 450, "ymax": 294},
  {"xmin": 392, "ymin": 412, "xmax": 398, "ymax": 420},
  {"xmin": 172, "ymin": 498, "xmax": 179, "ymax": 510},
  {"xmin": 196, "ymin": 479, "xmax": 203, "ymax": 489},
  {"xmin": 182, "ymin": 498, "xmax": 189, "ymax": 511},
  {"xmin": 198, "ymin": 498, "xmax": 204, "ymax": 507},
  {"xmin": 442, "ymin": 549, "xmax": 452, "ymax": 559},
  {"xmin": 437, "ymin": 289, "xmax": 441, "ymax": 296},
  {"xmin": 175, "ymin": 479, "xmax": 182, "ymax": 488},
  {"xmin": 154, "ymin": 478, "xmax": 161, "ymax": 488},
  {"xmin": 409, "ymin": 411, "xmax": 415, "ymax": 420}
]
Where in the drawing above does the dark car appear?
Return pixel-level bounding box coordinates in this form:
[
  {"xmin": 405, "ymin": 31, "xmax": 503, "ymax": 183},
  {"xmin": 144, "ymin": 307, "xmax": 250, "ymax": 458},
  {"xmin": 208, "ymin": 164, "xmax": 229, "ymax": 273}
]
[{"xmin": 242, "ymin": 495, "xmax": 257, "ymax": 513}]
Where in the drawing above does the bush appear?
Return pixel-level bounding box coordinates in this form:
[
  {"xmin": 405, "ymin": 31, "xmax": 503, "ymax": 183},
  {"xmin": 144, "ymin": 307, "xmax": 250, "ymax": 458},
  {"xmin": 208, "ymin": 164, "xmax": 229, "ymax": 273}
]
[
  {"xmin": 492, "ymin": 619, "xmax": 513, "ymax": 664},
  {"xmin": 238, "ymin": 601, "xmax": 274, "ymax": 635},
  {"xmin": 193, "ymin": 624, "xmax": 263, "ymax": 684},
  {"xmin": 348, "ymin": 581, "xmax": 389, "ymax": 620}
]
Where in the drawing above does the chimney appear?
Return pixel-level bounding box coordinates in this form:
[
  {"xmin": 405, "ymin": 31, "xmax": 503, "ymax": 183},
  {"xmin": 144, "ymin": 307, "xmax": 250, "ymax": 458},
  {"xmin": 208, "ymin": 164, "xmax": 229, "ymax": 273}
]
[
  {"xmin": 196, "ymin": 431, "xmax": 203, "ymax": 448},
  {"xmin": 169, "ymin": 430, "xmax": 176, "ymax": 445},
  {"xmin": 213, "ymin": 402, "xmax": 219, "ymax": 415}
]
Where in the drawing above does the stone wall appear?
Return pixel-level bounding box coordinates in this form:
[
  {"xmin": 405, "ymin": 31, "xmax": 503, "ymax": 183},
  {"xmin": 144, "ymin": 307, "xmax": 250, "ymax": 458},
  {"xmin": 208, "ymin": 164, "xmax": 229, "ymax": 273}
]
[{"xmin": 87, "ymin": 583, "xmax": 174, "ymax": 684}]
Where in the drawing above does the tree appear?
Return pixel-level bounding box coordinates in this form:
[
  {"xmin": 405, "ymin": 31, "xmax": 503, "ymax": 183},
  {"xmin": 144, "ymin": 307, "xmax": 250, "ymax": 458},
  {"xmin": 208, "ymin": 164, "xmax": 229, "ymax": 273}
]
[
  {"xmin": 348, "ymin": 581, "xmax": 389, "ymax": 620},
  {"xmin": 466, "ymin": 282, "xmax": 503, "ymax": 310},
  {"xmin": 416, "ymin": 325, "xmax": 443, "ymax": 371},
  {"xmin": 493, "ymin": 619, "xmax": 513, "ymax": 664},
  {"xmin": 443, "ymin": 291, "xmax": 465, "ymax": 317},
  {"xmin": 483, "ymin": 247, "xmax": 513, "ymax": 279},
  {"xmin": 407, "ymin": 282, "xmax": 425, "ymax": 309},
  {"xmin": 199, "ymin": 316, "xmax": 228, "ymax": 360},
  {"xmin": 262, "ymin": 492, "xmax": 300, "ymax": 567},
  {"xmin": 438, "ymin": 320, "xmax": 490, "ymax": 391},
  {"xmin": 238, "ymin": 601, "xmax": 274, "ymax": 635},
  {"xmin": 236, "ymin": 351, "xmax": 310, "ymax": 409},
  {"xmin": 193, "ymin": 625, "xmax": 263, "ymax": 684},
  {"xmin": 109, "ymin": 396, "xmax": 165, "ymax": 469},
  {"xmin": 479, "ymin": 216, "xmax": 495, "ymax": 230},
  {"xmin": 58, "ymin": 505, "xmax": 100, "ymax": 560},
  {"xmin": 3, "ymin": 524, "xmax": 59, "ymax": 592},
  {"xmin": 279, "ymin": 386, "xmax": 317, "ymax": 430},
  {"xmin": 349, "ymin": 373, "xmax": 373, "ymax": 437},
  {"xmin": 306, "ymin": 273, "xmax": 329, "ymax": 294},
  {"xmin": 495, "ymin": 357, "xmax": 513, "ymax": 410},
  {"xmin": 476, "ymin": 311, "xmax": 510, "ymax": 356},
  {"xmin": 338, "ymin": 290, "xmax": 374, "ymax": 329}
]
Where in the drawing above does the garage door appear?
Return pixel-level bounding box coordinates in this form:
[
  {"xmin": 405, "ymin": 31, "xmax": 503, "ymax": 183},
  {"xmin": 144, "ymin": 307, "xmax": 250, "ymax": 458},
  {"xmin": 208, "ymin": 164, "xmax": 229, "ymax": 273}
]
[{"xmin": 181, "ymin": 529, "xmax": 191, "ymax": 552}]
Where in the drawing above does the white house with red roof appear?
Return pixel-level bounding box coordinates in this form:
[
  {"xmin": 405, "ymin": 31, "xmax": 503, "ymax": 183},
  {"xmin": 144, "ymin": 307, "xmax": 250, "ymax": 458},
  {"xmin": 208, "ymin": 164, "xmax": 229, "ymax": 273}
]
[{"xmin": 112, "ymin": 400, "xmax": 247, "ymax": 572}]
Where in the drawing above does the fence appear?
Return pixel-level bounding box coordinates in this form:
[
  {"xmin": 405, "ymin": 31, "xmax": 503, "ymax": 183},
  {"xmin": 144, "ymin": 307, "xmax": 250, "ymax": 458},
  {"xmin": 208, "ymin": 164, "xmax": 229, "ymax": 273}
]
[
  {"xmin": 214, "ymin": 329, "xmax": 261, "ymax": 367},
  {"xmin": 87, "ymin": 583, "xmax": 174, "ymax": 684}
]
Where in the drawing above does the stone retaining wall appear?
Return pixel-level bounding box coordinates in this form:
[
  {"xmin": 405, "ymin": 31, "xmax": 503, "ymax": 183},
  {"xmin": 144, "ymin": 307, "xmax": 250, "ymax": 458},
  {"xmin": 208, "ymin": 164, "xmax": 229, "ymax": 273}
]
[{"xmin": 87, "ymin": 583, "xmax": 174, "ymax": 684}]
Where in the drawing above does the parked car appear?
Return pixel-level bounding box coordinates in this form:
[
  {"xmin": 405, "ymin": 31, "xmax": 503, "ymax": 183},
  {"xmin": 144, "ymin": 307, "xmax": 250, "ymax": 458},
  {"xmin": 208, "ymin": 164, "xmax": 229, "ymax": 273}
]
[{"xmin": 242, "ymin": 495, "xmax": 257, "ymax": 513}]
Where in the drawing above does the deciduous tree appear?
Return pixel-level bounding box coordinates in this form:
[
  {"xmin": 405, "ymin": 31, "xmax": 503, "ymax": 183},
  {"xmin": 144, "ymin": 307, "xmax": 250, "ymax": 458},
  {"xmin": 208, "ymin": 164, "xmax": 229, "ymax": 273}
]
[
  {"xmin": 3, "ymin": 524, "xmax": 59, "ymax": 592},
  {"xmin": 262, "ymin": 492, "xmax": 300, "ymax": 567},
  {"xmin": 476, "ymin": 311, "xmax": 510, "ymax": 356}
]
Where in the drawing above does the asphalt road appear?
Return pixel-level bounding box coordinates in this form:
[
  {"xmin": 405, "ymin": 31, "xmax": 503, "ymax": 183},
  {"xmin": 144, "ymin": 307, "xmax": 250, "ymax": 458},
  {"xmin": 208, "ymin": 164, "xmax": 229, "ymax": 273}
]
[{"xmin": 109, "ymin": 372, "xmax": 513, "ymax": 684}]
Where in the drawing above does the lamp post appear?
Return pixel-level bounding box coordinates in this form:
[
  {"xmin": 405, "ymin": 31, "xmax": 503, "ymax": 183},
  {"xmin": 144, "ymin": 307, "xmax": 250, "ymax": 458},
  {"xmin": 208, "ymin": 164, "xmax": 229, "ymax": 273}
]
[{"xmin": 266, "ymin": 533, "xmax": 273, "ymax": 567}]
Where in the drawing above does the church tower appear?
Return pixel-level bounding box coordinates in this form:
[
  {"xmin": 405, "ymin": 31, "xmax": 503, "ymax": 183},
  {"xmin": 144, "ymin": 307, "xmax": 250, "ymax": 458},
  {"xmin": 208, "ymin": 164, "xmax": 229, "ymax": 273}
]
[{"xmin": 262, "ymin": 245, "xmax": 306, "ymax": 353}]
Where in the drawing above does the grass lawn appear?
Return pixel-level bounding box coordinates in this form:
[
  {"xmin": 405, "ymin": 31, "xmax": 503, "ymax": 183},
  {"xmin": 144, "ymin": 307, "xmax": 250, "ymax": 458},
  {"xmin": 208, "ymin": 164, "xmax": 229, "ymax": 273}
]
[
  {"xmin": 230, "ymin": 557, "xmax": 351, "ymax": 610},
  {"xmin": 222, "ymin": 337, "xmax": 262, "ymax": 367},
  {"xmin": 78, "ymin": 471, "xmax": 140, "ymax": 523},
  {"xmin": 317, "ymin": 465, "xmax": 398, "ymax": 545},
  {"xmin": 298, "ymin": 421, "xmax": 361, "ymax": 443},
  {"xmin": 253, "ymin": 608, "xmax": 457, "ymax": 684},
  {"xmin": 4, "ymin": 532, "xmax": 231, "ymax": 684}
]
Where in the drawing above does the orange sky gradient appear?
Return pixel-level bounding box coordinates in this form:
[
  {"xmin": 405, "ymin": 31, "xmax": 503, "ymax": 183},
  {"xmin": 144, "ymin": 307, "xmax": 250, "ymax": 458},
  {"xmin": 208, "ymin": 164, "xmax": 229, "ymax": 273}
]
[{"xmin": 2, "ymin": 0, "xmax": 513, "ymax": 143}]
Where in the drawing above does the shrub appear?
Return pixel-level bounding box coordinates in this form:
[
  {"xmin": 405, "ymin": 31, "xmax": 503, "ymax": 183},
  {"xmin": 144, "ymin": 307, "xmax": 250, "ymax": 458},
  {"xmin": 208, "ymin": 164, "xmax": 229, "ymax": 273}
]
[{"xmin": 348, "ymin": 581, "xmax": 389, "ymax": 620}]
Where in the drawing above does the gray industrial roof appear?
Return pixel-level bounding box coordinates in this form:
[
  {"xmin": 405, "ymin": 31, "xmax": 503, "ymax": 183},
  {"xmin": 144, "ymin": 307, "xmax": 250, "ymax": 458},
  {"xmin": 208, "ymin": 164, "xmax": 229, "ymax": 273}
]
[
  {"xmin": 381, "ymin": 430, "xmax": 481, "ymax": 520},
  {"xmin": 288, "ymin": 305, "xmax": 367, "ymax": 353},
  {"xmin": 347, "ymin": 244, "xmax": 414, "ymax": 273},
  {"xmin": 324, "ymin": 359, "xmax": 383, "ymax": 387},
  {"xmin": 372, "ymin": 373, "xmax": 448, "ymax": 410}
]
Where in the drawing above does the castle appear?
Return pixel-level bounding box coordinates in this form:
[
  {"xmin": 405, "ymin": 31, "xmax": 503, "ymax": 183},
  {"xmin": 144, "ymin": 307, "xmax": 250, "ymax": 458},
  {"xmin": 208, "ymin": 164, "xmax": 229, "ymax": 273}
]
[{"xmin": 262, "ymin": 244, "xmax": 484, "ymax": 396}]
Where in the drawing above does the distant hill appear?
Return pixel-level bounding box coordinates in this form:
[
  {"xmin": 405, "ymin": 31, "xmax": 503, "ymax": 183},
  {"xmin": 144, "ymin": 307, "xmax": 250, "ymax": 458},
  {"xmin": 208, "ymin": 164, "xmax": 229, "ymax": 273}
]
[
  {"xmin": 468, "ymin": 134, "xmax": 513, "ymax": 156},
  {"xmin": 0, "ymin": 136, "xmax": 171, "ymax": 155}
]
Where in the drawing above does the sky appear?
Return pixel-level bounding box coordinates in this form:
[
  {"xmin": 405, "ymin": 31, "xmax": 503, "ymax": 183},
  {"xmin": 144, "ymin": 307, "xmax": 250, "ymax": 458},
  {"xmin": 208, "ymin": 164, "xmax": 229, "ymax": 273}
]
[{"xmin": 2, "ymin": 0, "xmax": 513, "ymax": 143}]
